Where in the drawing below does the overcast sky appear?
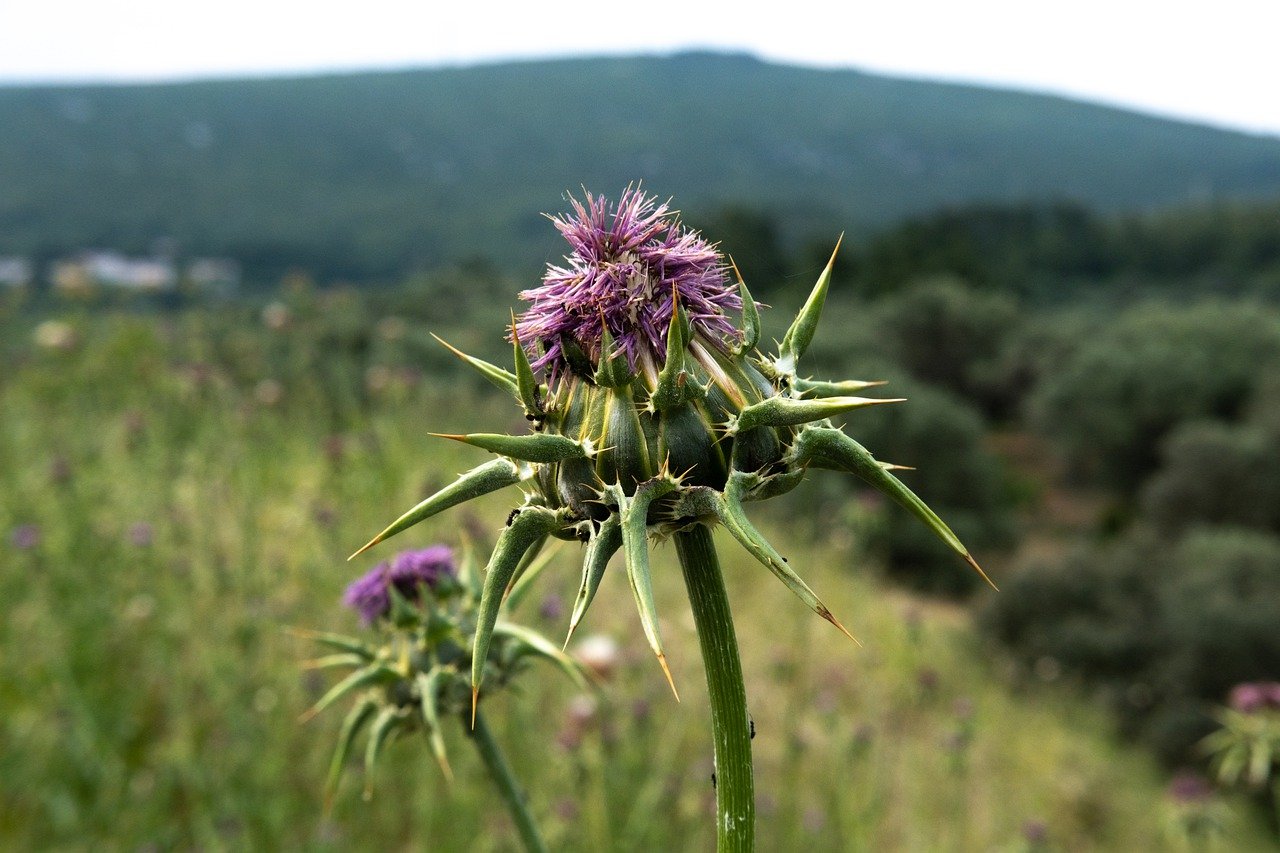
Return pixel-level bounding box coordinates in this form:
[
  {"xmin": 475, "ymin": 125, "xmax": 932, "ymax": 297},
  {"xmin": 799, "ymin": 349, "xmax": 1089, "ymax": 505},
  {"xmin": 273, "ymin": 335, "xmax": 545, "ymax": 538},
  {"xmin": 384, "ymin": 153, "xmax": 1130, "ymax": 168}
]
[{"xmin": 2, "ymin": 0, "xmax": 1278, "ymax": 137}]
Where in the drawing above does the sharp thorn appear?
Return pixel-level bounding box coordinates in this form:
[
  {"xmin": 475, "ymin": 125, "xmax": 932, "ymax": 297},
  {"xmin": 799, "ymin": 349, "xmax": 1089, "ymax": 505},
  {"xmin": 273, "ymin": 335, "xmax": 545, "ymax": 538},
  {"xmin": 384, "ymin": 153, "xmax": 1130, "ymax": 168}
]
[
  {"xmin": 657, "ymin": 653, "xmax": 680, "ymax": 702},
  {"xmin": 470, "ymin": 686, "xmax": 478, "ymax": 730},
  {"xmin": 819, "ymin": 606, "xmax": 863, "ymax": 648},
  {"xmin": 348, "ymin": 535, "xmax": 382, "ymax": 561},
  {"xmin": 966, "ymin": 553, "xmax": 999, "ymax": 592}
]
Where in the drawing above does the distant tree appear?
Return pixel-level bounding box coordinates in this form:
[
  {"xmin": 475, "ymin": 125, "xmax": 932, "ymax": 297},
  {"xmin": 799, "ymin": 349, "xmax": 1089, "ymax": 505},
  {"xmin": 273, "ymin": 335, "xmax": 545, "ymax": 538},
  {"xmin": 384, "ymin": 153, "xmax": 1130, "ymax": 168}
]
[
  {"xmin": 1028, "ymin": 301, "xmax": 1280, "ymax": 494},
  {"xmin": 871, "ymin": 277, "xmax": 1020, "ymax": 416}
]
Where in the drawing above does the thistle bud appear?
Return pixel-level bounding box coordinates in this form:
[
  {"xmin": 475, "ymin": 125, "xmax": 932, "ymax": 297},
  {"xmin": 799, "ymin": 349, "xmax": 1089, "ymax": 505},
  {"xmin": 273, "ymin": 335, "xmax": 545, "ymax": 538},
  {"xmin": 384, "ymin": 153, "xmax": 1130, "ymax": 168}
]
[{"xmin": 301, "ymin": 545, "xmax": 591, "ymax": 805}]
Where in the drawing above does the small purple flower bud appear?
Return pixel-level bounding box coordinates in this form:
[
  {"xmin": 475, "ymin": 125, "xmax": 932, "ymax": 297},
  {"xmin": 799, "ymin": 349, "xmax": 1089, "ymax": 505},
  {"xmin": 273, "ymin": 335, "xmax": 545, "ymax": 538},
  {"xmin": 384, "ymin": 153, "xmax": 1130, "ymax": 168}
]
[
  {"xmin": 343, "ymin": 546, "xmax": 459, "ymax": 624},
  {"xmin": 10, "ymin": 524, "xmax": 39, "ymax": 550},
  {"xmin": 128, "ymin": 522, "xmax": 154, "ymax": 547},
  {"xmin": 538, "ymin": 592, "xmax": 565, "ymax": 622},
  {"xmin": 1021, "ymin": 819, "xmax": 1049, "ymax": 845},
  {"xmin": 342, "ymin": 564, "xmax": 392, "ymax": 626},
  {"xmin": 1228, "ymin": 681, "xmax": 1280, "ymax": 714},
  {"xmin": 387, "ymin": 545, "xmax": 456, "ymax": 597},
  {"xmin": 1167, "ymin": 771, "xmax": 1214, "ymax": 804}
]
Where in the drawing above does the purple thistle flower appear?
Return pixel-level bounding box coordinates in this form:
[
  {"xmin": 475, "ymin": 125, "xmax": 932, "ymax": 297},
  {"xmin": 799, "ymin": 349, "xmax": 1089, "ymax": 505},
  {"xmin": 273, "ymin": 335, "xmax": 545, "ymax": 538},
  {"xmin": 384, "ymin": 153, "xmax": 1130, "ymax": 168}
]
[
  {"xmin": 514, "ymin": 187, "xmax": 741, "ymax": 380},
  {"xmin": 343, "ymin": 546, "xmax": 457, "ymax": 625},
  {"xmin": 128, "ymin": 522, "xmax": 154, "ymax": 547},
  {"xmin": 387, "ymin": 545, "xmax": 456, "ymax": 597},
  {"xmin": 1167, "ymin": 771, "xmax": 1214, "ymax": 804},
  {"xmin": 10, "ymin": 524, "xmax": 40, "ymax": 550},
  {"xmin": 343, "ymin": 564, "xmax": 392, "ymax": 625},
  {"xmin": 1228, "ymin": 681, "xmax": 1280, "ymax": 714}
]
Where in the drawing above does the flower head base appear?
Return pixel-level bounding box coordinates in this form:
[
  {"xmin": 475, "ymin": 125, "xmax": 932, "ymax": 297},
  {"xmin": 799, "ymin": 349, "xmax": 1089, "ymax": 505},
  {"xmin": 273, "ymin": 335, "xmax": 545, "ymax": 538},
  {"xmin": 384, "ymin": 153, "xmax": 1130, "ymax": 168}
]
[
  {"xmin": 515, "ymin": 187, "xmax": 740, "ymax": 381},
  {"xmin": 354, "ymin": 189, "xmax": 994, "ymax": 720}
]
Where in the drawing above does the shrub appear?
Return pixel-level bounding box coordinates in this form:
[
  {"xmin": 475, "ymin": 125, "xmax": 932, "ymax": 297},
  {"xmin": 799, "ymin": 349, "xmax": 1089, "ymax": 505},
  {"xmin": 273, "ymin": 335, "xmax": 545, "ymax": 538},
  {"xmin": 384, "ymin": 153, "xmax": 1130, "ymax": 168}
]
[
  {"xmin": 1141, "ymin": 422, "xmax": 1280, "ymax": 536},
  {"xmin": 871, "ymin": 277, "xmax": 1020, "ymax": 416},
  {"xmin": 1028, "ymin": 301, "xmax": 1280, "ymax": 494},
  {"xmin": 802, "ymin": 372, "xmax": 1018, "ymax": 596},
  {"xmin": 982, "ymin": 527, "xmax": 1280, "ymax": 764}
]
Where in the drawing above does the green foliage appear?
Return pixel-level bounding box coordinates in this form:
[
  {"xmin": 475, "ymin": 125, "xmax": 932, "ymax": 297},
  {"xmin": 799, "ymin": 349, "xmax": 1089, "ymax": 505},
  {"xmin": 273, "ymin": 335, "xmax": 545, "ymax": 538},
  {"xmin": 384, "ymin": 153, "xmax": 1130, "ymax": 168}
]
[
  {"xmin": 1141, "ymin": 421, "xmax": 1280, "ymax": 536},
  {"xmin": 1029, "ymin": 300, "xmax": 1280, "ymax": 493},
  {"xmin": 4, "ymin": 54, "xmax": 1280, "ymax": 282},
  {"xmin": 799, "ymin": 371, "xmax": 1017, "ymax": 596},
  {"xmin": 6, "ymin": 301, "xmax": 1273, "ymax": 849},
  {"xmin": 870, "ymin": 278, "xmax": 1020, "ymax": 416},
  {"xmin": 982, "ymin": 528, "xmax": 1280, "ymax": 765}
]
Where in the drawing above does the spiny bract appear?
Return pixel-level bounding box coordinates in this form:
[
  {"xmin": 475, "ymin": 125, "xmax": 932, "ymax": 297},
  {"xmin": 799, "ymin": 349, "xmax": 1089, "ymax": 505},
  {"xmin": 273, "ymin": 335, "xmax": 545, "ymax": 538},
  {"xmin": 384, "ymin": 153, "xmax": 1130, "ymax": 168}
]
[{"xmin": 351, "ymin": 188, "xmax": 994, "ymax": 715}]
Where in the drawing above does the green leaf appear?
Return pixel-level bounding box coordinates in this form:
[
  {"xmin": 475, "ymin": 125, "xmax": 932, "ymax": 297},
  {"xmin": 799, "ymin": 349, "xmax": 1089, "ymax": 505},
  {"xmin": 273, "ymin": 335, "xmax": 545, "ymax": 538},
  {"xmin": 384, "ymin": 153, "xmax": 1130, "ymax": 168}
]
[
  {"xmin": 510, "ymin": 315, "xmax": 543, "ymax": 418},
  {"xmin": 363, "ymin": 705, "xmax": 403, "ymax": 799},
  {"xmin": 415, "ymin": 670, "xmax": 453, "ymax": 782},
  {"xmin": 494, "ymin": 621, "xmax": 594, "ymax": 693},
  {"xmin": 432, "ymin": 333, "xmax": 520, "ymax": 400},
  {"xmin": 350, "ymin": 458, "xmax": 528, "ymax": 559},
  {"xmin": 612, "ymin": 481, "xmax": 680, "ymax": 699},
  {"xmin": 791, "ymin": 426, "xmax": 997, "ymax": 590},
  {"xmin": 716, "ymin": 473, "xmax": 859, "ymax": 645},
  {"xmin": 286, "ymin": 627, "xmax": 376, "ymax": 659},
  {"xmin": 566, "ymin": 513, "xmax": 623, "ymax": 647},
  {"xmin": 299, "ymin": 663, "xmax": 398, "ymax": 723},
  {"xmin": 653, "ymin": 299, "xmax": 691, "ymax": 411},
  {"xmin": 791, "ymin": 376, "xmax": 886, "ymax": 398},
  {"xmin": 505, "ymin": 535, "xmax": 563, "ymax": 610},
  {"xmin": 729, "ymin": 394, "xmax": 902, "ymax": 434},
  {"xmin": 776, "ymin": 235, "xmax": 841, "ymax": 373},
  {"xmin": 432, "ymin": 432, "xmax": 589, "ymax": 464},
  {"xmin": 730, "ymin": 261, "xmax": 761, "ymax": 356},
  {"xmin": 324, "ymin": 695, "xmax": 378, "ymax": 809},
  {"xmin": 471, "ymin": 505, "xmax": 568, "ymax": 720}
]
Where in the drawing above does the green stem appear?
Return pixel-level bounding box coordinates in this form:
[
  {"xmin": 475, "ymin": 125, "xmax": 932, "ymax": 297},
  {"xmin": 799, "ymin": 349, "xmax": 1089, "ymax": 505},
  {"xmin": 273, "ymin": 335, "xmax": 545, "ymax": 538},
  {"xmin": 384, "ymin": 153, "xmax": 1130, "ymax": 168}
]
[
  {"xmin": 675, "ymin": 524, "xmax": 755, "ymax": 852},
  {"xmin": 467, "ymin": 709, "xmax": 548, "ymax": 853}
]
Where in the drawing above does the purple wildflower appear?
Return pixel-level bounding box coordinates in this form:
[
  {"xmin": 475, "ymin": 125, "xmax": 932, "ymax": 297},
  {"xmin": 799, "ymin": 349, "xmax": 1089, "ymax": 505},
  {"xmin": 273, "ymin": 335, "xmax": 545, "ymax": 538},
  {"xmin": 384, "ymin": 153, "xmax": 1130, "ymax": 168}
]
[
  {"xmin": 343, "ymin": 546, "xmax": 457, "ymax": 625},
  {"xmin": 1167, "ymin": 771, "xmax": 1214, "ymax": 804},
  {"xmin": 1228, "ymin": 681, "xmax": 1280, "ymax": 714},
  {"xmin": 387, "ymin": 545, "xmax": 456, "ymax": 596},
  {"xmin": 514, "ymin": 187, "xmax": 741, "ymax": 380},
  {"xmin": 10, "ymin": 524, "xmax": 40, "ymax": 550},
  {"xmin": 128, "ymin": 522, "xmax": 154, "ymax": 547}
]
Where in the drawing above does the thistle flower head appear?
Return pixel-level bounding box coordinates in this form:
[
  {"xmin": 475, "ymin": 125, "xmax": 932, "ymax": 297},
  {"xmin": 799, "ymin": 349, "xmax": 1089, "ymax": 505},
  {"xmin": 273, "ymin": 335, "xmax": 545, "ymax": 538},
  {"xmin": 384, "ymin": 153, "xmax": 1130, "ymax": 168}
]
[
  {"xmin": 308, "ymin": 543, "xmax": 592, "ymax": 804},
  {"xmin": 357, "ymin": 187, "xmax": 994, "ymax": 716},
  {"xmin": 342, "ymin": 545, "xmax": 457, "ymax": 624},
  {"xmin": 515, "ymin": 186, "xmax": 740, "ymax": 381}
]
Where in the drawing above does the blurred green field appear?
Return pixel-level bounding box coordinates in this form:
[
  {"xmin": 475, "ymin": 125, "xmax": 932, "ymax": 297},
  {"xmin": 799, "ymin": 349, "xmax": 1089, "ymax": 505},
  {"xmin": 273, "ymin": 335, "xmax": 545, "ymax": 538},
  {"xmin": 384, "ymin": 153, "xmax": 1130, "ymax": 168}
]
[{"xmin": 0, "ymin": 292, "xmax": 1272, "ymax": 851}]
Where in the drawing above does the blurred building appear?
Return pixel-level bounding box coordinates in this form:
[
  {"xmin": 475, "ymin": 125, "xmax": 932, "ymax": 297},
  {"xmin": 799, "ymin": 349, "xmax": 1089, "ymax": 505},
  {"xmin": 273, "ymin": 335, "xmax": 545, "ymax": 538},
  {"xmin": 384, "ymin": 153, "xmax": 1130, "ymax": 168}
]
[
  {"xmin": 51, "ymin": 251, "xmax": 177, "ymax": 295},
  {"xmin": 0, "ymin": 257, "xmax": 33, "ymax": 287},
  {"xmin": 185, "ymin": 257, "xmax": 241, "ymax": 292}
]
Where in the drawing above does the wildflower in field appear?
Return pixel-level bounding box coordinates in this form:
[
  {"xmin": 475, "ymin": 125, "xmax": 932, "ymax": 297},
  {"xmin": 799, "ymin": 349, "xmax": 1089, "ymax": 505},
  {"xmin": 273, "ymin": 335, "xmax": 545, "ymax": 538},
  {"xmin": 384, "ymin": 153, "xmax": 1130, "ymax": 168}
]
[
  {"xmin": 341, "ymin": 545, "xmax": 456, "ymax": 624},
  {"xmin": 128, "ymin": 522, "xmax": 154, "ymax": 547},
  {"xmin": 1227, "ymin": 681, "xmax": 1280, "ymax": 714},
  {"xmin": 351, "ymin": 188, "xmax": 991, "ymax": 851},
  {"xmin": 10, "ymin": 523, "xmax": 40, "ymax": 550},
  {"xmin": 1202, "ymin": 681, "xmax": 1280, "ymax": 794},
  {"xmin": 306, "ymin": 543, "xmax": 591, "ymax": 846}
]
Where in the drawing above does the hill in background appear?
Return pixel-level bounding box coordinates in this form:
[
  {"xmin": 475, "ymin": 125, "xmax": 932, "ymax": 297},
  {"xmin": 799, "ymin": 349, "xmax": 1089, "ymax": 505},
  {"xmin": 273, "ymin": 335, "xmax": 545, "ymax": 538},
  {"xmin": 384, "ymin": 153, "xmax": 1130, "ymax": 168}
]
[{"xmin": 3, "ymin": 51, "xmax": 1280, "ymax": 281}]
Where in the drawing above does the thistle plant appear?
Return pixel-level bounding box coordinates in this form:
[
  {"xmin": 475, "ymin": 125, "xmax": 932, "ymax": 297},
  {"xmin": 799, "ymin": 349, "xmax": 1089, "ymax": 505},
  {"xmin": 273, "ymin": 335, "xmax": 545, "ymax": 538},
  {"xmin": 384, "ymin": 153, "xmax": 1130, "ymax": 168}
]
[
  {"xmin": 1202, "ymin": 682, "xmax": 1280, "ymax": 829},
  {"xmin": 300, "ymin": 544, "xmax": 589, "ymax": 853},
  {"xmin": 351, "ymin": 187, "xmax": 992, "ymax": 851}
]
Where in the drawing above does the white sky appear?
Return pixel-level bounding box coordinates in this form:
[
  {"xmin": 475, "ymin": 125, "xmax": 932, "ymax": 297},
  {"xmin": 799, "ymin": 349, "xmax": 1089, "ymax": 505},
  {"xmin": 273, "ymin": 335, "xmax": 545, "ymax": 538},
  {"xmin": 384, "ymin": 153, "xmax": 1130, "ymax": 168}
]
[{"xmin": 2, "ymin": 0, "xmax": 1279, "ymax": 136}]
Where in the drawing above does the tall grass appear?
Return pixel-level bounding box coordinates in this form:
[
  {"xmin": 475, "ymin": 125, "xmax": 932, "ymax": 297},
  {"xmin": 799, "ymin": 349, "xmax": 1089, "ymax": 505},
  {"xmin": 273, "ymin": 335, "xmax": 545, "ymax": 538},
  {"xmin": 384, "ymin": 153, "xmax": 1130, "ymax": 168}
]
[{"xmin": 0, "ymin": 298, "xmax": 1269, "ymax": 850}]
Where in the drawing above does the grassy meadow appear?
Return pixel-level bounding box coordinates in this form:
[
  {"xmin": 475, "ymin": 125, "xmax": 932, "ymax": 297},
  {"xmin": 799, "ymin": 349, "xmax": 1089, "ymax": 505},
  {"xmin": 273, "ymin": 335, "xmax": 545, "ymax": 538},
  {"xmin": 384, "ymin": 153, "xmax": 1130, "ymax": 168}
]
[{"xmin": 1, "ymin": 288, "xmax": 1273, "ymax": 851}]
